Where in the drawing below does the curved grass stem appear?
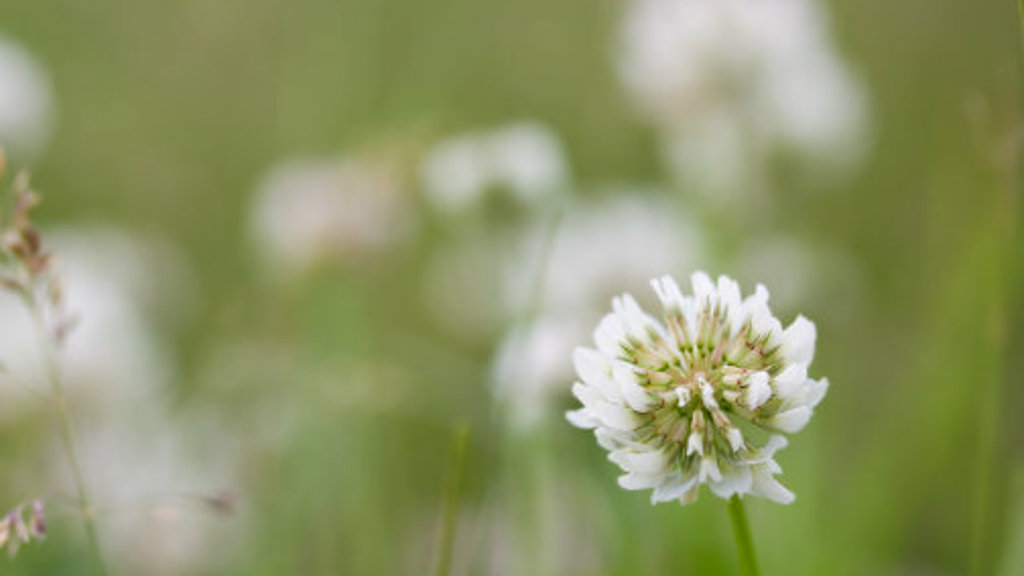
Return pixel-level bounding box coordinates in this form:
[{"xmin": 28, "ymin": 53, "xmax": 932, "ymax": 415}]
[
  {"xmin": 29, "ymin": 305, "xmax": 109, "ymax": 576},
  {"xmin": 433, "ymin": 423, "xmax": 470, "ymax": 576}
]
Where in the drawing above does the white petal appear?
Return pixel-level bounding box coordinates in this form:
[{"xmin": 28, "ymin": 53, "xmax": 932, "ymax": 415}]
[
  {"xmin": 690, "ymin": 271, "xmax": 716, "ymax": 305},
  {"xmin": 781, "ymin": 316, "xmax": 816, "ymax": 365},
  {"xmin": 613, "ymin": 294, "xmax": 649, "ymax": 338},
  {"xmin": 573, "ymin": 347, "xmax": 620, "ymax": 401},
  {"xmin": 687, "ymin": 430, "xmax": 704, "ymax": 456},
  {"xmin": 742, "ymin": 435, "xmax": 789, "ymax": 465},
  {"xmin": 745, "ymin": 371, "xmax": 772, "ymax": 409},
  {"xmin": 779, "ymin": 378, "xmax": 829, "ymax": 414},
  {"xmin": 607, "ymin": 449, "xmax": 629, "ymax": 468},
  {"xmin": 742, "ymin": 284, "xmax": 772, "ymax": 329},
  {"xmin": 674, "ymin": 385, "xmax": 691, "ymax": 406},
  {"xmin": 594, "ymin": 314, "xmax": 627, "ymax": 358},
  {"xmin": 571, "ymin": 381, "xmax": 599, "ymax": 406},
  {"xmin": 768, "ymin": 406, "xmax": 812, "ymax": 433},
  {"xmin": 572, "ymin": 383, "xmax": 639, "ymax": 431},
  {"xmin": 651, "ymin": 473, "xmax": 699, "ymax": 504},
  {"xmin": 716, "ymin": 275, "xmax": 744, "ymax": 333},
  {"xmin": 727, "ymin": 427, "xmax": 745, "ymax": 452},
  {"xmin": 622, "ymin": 450, "xmax": 669, "ymax": 475},
  {"xmin": 565, "ymin": 409, "xmax": 597, "ymax": 429},
  {"xmin": 573, "ymin": 346, "xmax": 609, "ymax": 383},
  {"xmin": 773, "ymin": 363, "xmax": 808, "ymax": 399},
  {"xmin": 699, "ymin": 379, "xmax": 720, "ymax": 410},
  {"xmin": 651, "ymin": 275, "xmax": 685, "ymax": 310},
  {"xmin": 595, "ymin": 427, "xmax": 632, "ymax": 450},
  {"xmin": 709, "ymin": 465, "xmax": 753, "ymax": 499},
  {"xmin": 613, "ymin": 361, "xmax": 656, "ymax": 412},
  {"xmin": 805, "ymin": 377, "xmax": 829, "ymax": 408},
  {"xmin": 622, "ymin": 294, "xmax": 670, "ymax": 347},
  {"xmin": 761, "ymin": 317, "xmax": 784, "ymax": 344},
  {"xmin": 751, "ymin": 463, "xmax": 795, "ymax": 504},
  {"xmin": 618, "ymin": 472, "xmax": 663, "ymax": 490},
  {"xmin": 595, "ymin": 403, "xmax": 642, "ymax": 431},
  {"xmin": 717, "ymin": 276, "xmax": 742, "ymax": 307},
  {"xmin": 680, "ymin": 296, "xmax": 699, "ymax": 340},
  {"xmin": 698, "ymin": 456, "xmax": 722, "ymax": 483},
  {"xmin": 759, "ymin": 435, "xmax": 789, "ymax": 460}
]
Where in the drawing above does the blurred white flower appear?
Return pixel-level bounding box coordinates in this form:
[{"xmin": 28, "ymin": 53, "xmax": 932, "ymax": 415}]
[
  {"xmin": 506, "ymin": 192, "xmax": 704, "ymax": 317},
  {"xmin": 0, "ymin": 227, "xmax": 189, "ymax": 420},
  {"xmin": 492, "ymin": 193, "xmax": 705, "ymax": 430},
  {"xmin": 619, "ymin": 0, "xmax": 868, "ymax": 191},
  {"xmin": 492, "ymin": 316, "xmax": 585, "ymax": 430},
  {"xmin": 70, "ymin": 412, "xmax": 241, "ymax": 576},
  {"xmin": 0, "ymin": 36, "xmax": 55, "ymax": 158},
  {"xmin": 249, "ymin": 155, "xmax": 413, "ymax": 279},
  {"xmin": 0, "ymin": 224, "xmax": 238, "ymax": 572},
  {"xmin": 567, "ymin": 272, "xmax": 828, "ymax": 504},
  {"xmin": 420, "ymin": 121, "xmax": 569, "ymax": 214}
]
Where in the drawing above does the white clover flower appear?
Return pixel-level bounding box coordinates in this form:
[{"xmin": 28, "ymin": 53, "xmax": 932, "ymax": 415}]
[
  {"xmin": 567, "ymin": 272, "xmax": 827, "ymax": 505},
  {"xmin": 420, "ymin": 121, "xmax": 569, "ymax": 214},
  {"xmin": 0, "ymin": 36, "xmax": 55, "ymax": 159}
]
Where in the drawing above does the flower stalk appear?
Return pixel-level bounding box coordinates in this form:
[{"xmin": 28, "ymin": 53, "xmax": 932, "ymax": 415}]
[
  {"xmin": 728, "ymin": 495, "xmax": 760, "ymax": 576},
  {"xmin": 0, "ymin": 163, "xmax": 108, "ymax": 574},
  {"xmin": 433, "ymin": 423, "xmax": 470, "ymax": 576},
  {"xmin": 30, "ymin": 304, "xmax": 108, "ymax": 576}
]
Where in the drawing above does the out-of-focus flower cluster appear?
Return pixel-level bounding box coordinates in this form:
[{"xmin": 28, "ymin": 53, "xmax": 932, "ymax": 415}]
[
  {"xmin": 0, "ymin": 155, "xmax": 238, "ymax": 575},
  {"xmin": 619, "ymin": 0, "xmax": 867, "ymax": 197},
  {"xmin": 420, "ymin": 122, "xmax": 569, "ymax": 216},
  {"xmin": 249, "ymin": 152, "xmax": 416, "ymax": 281}
]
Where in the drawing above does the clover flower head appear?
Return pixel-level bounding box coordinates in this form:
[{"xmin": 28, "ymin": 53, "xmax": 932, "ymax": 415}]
[{"xmin": 567, "ymin": 272, "xmax": 827, "ymax": 505}]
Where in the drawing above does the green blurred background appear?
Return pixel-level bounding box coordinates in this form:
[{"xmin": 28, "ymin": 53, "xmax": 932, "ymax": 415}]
[{"xmin": 0, "ymin": 0, "xmax": 1022, "ymax": 575}]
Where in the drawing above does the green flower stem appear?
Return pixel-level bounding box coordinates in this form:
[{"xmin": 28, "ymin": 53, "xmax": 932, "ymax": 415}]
[
  {"xmin": 728, "ymin": 495, "xmax": 761, "ymax": 576},
  {"xmin": 30, "ymin": 305, "xmax": 109, "ymax": 576},
  {"xmin": 433, "ymin": 423, "xmax": 470, "ymax": 576}
]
